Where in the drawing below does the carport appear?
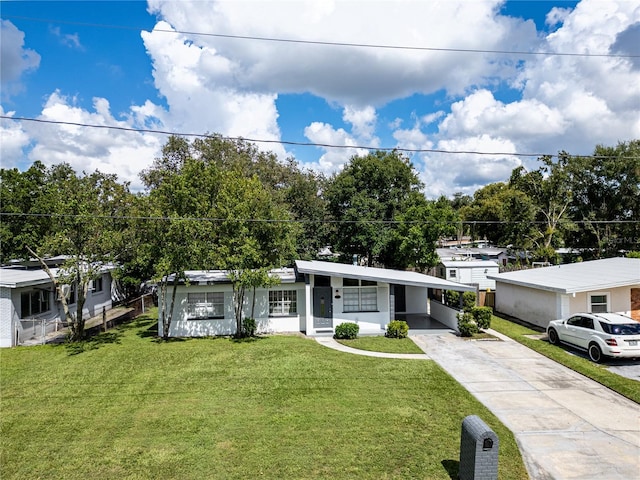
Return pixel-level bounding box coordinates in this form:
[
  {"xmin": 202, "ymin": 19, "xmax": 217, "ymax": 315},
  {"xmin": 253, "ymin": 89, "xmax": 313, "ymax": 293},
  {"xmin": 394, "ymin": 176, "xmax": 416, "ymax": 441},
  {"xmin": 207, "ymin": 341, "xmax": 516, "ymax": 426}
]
[{"xmin": 295, "ymin": 260, "xmax": 475, "ymax": 335}]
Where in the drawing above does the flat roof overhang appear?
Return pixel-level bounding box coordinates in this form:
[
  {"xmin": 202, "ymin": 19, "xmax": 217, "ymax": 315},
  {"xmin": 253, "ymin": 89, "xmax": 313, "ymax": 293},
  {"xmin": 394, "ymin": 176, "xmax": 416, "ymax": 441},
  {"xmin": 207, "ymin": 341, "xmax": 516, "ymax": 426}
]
[{"xmin": 295, "ymin": 260, "xmax": 475, "ymax": 292}]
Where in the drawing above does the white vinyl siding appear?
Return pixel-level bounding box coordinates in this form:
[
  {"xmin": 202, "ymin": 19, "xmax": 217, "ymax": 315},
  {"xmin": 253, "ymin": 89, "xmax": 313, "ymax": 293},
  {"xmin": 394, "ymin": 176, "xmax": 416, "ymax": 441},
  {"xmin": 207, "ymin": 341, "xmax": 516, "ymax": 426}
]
[{"xmin": 187, "ymin": 292, "xmax": 224, "ymax": 319}]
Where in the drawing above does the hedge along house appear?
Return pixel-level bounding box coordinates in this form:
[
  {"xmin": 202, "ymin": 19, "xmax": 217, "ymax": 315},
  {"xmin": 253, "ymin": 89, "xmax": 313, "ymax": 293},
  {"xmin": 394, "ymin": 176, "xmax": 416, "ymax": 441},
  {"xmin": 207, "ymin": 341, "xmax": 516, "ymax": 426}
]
[
  {"xmin": 487, "ymin": 257, "xmax": 640, "ymax": 329},
  {"xmin": 157, "ymin": 260, "xmax": 475, "ymax": 338},
  {"xmin": 0, "ymin": 262, "xmax": 115, "ymax": 347}
]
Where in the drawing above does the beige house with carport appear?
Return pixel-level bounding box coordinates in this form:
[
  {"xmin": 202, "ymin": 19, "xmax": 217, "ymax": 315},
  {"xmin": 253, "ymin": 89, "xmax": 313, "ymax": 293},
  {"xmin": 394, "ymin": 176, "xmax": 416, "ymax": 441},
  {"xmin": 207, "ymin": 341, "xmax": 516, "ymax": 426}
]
[{"xmin": 487, "ymin": 257, "xmax": 640, "ymax": 329}]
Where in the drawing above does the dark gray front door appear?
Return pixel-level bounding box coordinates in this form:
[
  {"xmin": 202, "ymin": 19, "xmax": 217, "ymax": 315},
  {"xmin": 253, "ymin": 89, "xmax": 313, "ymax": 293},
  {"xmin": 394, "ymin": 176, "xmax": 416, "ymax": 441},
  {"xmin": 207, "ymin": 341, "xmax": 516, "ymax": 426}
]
[{"xmin": 313, "ymin": 286, "xmax": 333, "ymax": 328}]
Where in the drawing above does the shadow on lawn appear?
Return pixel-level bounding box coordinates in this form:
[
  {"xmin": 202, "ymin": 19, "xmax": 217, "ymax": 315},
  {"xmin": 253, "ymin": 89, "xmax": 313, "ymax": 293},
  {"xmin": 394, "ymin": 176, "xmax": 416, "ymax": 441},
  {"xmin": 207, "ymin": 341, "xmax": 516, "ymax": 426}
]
[
  {"xmin": 60, "ymin": 330, "xmax": 124, "ymax": 356},
  {"xmin": 441, "ymin": 459, "xmax": 459, "ymax": 479}
]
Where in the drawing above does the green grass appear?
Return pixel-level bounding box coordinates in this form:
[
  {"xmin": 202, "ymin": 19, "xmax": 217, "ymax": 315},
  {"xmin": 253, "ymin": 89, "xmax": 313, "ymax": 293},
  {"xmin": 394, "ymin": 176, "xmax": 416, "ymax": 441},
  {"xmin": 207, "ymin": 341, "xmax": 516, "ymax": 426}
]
[
  {"xmin": 0, "ymin": 309, "xmax": 528, "ymax": 479},
  {"xmin": 336, "ymin": 336, "xmax": 424, "ymax": 354},
  {"xmin": 490, "ymin": 315, "xmax": 640, "ymax": 404}
]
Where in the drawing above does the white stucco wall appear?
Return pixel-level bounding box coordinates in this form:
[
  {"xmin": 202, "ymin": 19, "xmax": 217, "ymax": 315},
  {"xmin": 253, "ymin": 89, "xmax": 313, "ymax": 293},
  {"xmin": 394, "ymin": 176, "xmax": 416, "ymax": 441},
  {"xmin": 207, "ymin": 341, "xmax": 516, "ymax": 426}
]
[
  {"xmin": 163, "ymin": 283, "xmax": 307, "ymax": 338},
  {"xmin": 404, "ymin": 286, "xmax": 428, "ymax": 315},
  {"xmin": 429, "ymin": 300, "xmax": 461, "ymax": 331},
  {"xmin": 496, "ymin": 282, "xmax": 638, "ymax": 328},
  {"xmin": 331, "ymin": 280, "xmax": 390, "ymax": 334},
  {"xmin": 495, "ymin": 282, "xmax": 559, "ymax": 328}
]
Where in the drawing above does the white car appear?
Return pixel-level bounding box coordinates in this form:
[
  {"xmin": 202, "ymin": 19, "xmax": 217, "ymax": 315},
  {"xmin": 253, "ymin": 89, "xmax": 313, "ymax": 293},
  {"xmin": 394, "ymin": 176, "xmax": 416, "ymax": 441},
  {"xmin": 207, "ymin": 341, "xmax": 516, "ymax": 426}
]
[{"xmin": 547, "ymin": 312, "xmax": 640, "ymax": 363}]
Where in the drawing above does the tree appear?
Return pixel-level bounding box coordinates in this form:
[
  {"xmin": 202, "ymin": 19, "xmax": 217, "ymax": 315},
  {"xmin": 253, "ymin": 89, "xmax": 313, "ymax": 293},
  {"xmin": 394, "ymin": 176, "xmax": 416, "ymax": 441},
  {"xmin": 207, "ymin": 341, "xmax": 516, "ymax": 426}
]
[
  {"xmin": 564, "ymin": 141, "xmax": 640, "ymax": 258},
  {"xmin": 24, "ymin": 164, "xmax": 133, "ymax": 341},
  {"xmin": 140, "ymin": 136, "xmax": 299, "ymax": 339},
  {"xmin": 325, "ymin": 151, "xmax": 423, "ymax": 267},
  {"xmin": 509, "ymin": 155, "xmax": 576, "ymax": 262},
  {"xmin": 394, "ymin": 196, "xmax": 459, "ymax": 271},
  {"xmin": 212, "ymin": 169, "xmax": 298, "ymax": 337}
]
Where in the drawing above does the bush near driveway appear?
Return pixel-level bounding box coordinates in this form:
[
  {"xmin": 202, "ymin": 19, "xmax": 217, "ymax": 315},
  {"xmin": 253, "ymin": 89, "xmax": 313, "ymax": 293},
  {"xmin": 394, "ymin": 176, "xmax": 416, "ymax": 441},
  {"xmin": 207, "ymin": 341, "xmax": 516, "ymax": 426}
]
[{"xmin": 0, "ymin": 309, "xmax": 529, "ymax": 479}]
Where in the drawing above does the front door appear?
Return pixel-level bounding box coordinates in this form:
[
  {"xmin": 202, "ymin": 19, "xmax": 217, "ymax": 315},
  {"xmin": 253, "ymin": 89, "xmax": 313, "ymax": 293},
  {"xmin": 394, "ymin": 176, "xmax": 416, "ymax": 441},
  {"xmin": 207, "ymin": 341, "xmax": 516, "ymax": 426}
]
[{"xmin": 313, "ymin": 286, "xmax": 333, "ymax": 328}]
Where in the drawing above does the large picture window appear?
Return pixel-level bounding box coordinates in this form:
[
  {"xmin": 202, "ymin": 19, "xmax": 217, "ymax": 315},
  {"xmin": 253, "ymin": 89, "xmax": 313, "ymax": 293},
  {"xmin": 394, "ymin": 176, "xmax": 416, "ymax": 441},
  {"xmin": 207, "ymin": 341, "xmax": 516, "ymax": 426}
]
[
  {"xmin": 589, "ymin": 293, "xmax": 609, "ymax": 313},
  {"xmin": 21, "ymin": 290, "xmax": 51, "ymax": 317},
  {"xmin": 187, "ymin": 292, "xmax": 224, "ymax": 319},
  {"xmin": 269, "ymin": 290, "xmax": 297, "ymax": 316},
  {"xmin": 343, "ymin": 278, "xmax": 377, "ymax": 312}
]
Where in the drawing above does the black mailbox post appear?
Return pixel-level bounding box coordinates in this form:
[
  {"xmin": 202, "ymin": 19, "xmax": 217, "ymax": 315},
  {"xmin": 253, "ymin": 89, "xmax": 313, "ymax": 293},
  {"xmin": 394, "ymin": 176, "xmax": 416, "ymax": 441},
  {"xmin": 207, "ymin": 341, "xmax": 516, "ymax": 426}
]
[{"xmin": 459, "ymin": 415, "xmax": 499, "ymax": 480}]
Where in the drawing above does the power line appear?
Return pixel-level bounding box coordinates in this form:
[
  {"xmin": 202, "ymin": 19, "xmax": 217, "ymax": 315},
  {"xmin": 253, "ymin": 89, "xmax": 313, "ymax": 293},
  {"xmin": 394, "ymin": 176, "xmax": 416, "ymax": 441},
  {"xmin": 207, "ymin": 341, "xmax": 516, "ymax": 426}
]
[
  {"xmin": 3, "ymin": 14, "xmax": 638, "ymax": 59},
  {"xmin": 1, "ymin": 211, "xmax": 637, "ymax": 226},
  {"xmin": 4, "ymin": 115, "xmax": 637, "ymax": 160}
]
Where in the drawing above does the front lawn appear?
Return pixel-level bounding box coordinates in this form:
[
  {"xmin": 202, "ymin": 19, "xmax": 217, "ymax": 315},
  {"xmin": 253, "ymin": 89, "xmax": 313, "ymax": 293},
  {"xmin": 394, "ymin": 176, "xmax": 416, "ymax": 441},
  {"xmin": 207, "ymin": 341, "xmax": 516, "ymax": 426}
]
[
  {"xmin": 490, "ymin": 315, "xmax": 640, "ymax": 404},
  {"xmin": 336, "ymin": 336, "xmax": 425, "ymax": 354},
  {"xmin": 1, "ymin": 310, "xmax": 528, "ymax": 479}
]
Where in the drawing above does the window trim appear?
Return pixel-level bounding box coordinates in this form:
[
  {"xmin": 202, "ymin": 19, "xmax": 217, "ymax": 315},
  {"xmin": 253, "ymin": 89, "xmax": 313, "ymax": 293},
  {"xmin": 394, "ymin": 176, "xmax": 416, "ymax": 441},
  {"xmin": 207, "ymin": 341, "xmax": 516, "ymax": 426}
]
[
  {"xmin": 269, "ymin": 289, "xmax": 298, "ymax": 317},
  {"xmin": 186, "ymin": 292, "xmax": 225, "ymax": 320},
  {"xmin": 20, "ymin": 290, "xmax": 51, "ymax": 317},
  {"xmin": 588, "ymin": 292, "xmax": 609, "ymax": 314},
  {"xmin": 342, "ymin": 279, "xmax": 378, "ymax": 313}
]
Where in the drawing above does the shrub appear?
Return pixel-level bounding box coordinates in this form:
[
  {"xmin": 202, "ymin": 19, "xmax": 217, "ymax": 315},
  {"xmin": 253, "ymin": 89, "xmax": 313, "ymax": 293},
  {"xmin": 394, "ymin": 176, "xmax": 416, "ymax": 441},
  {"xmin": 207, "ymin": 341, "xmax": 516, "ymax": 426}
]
[
  {"xmin": 385, "ymin": 320, "xmax": 409, "ymax": 338},
  {"xmin": 457, "ymin": 312, "xmax": 478, "ymax": 337},
  {"xmin": 462, "ymin": 291, "xmax": 477, "ymax": 312},
  {"xmin": 471, "ymin": 307, "xmax": 492, "ymax": 330},
  {"xmin": 444, "ymin": 290, "xmax": 460, "ymax": 307},
  {"xmin": 334, "ymin": 322, "xmax": 359, "ymax": 339},
  {"xmin": 241, "ymin": 318, "xmax": 257, "ymax": 337}
]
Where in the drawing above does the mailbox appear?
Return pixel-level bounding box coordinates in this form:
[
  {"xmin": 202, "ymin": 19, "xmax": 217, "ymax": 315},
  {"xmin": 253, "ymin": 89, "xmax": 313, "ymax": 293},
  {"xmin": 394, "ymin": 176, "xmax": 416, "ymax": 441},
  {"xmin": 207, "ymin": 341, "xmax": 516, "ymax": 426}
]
[{"xmin": 459, "ymin": 415, "xmax": 499, "ymax": 480}]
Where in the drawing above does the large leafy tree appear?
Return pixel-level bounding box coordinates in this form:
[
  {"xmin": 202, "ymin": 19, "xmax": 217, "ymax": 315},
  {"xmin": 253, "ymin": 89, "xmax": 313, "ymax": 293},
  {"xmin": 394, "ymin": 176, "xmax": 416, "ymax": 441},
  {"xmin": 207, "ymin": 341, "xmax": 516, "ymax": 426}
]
[
  {"xmin": 325, "ymin": 151, "xmax": 424, "ymax": 267},
  {"xmin": 140, "ymin": 136, "xmax": 299, "ymax": 339},
  {"xmin": 564, "ymin": 141, "xmax": 640, "ymax": 258},
  {"xmin": 23, "ymin": 164, "xmax": 133, "ymax": 341}
]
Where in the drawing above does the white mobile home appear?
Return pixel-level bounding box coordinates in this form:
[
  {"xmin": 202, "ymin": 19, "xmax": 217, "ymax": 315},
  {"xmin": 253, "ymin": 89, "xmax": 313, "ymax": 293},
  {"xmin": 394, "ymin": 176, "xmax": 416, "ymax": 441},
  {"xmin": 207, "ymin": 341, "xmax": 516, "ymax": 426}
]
[{"xmin": 0, "ymin": 266, "xmax": 115, "ymax": 347}]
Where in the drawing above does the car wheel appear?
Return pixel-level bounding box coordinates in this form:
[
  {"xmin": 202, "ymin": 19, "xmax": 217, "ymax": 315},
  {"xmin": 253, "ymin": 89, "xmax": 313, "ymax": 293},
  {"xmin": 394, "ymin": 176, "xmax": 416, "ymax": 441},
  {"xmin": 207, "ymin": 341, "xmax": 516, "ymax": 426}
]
[
  {"xmin": 548, "ymin": 328, "xmax": 559, "ymax": 345},
  {"xmin": 588, "ymin": 343, "xmax": 604, "ymax": 363}
]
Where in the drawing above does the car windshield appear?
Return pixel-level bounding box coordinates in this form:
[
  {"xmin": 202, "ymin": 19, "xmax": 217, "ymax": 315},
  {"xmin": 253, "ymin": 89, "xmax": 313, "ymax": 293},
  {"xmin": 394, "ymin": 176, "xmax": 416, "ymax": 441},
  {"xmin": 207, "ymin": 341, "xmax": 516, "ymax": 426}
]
[{"xmin": 599, "ymin": 321, "xmax": 640, "ymax": 335}]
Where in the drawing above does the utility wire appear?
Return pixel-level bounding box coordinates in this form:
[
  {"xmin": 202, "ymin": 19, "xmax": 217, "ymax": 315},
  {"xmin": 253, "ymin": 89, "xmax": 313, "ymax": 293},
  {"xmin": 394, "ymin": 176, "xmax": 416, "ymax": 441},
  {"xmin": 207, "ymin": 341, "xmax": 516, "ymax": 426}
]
[
  {"xmin": 4, "ymin": 116, "xmax": 638, "ymax": 160},
  {"xmin": 3, "ymin": 14, "xmax": 639, "ymax": 59}
]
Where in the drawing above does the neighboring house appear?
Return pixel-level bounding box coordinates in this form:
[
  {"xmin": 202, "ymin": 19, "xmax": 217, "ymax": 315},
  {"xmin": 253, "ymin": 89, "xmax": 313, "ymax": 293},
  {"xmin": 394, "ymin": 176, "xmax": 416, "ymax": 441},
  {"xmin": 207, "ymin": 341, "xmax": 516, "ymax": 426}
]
[
  {"xmin": 0, "ymin": 264, "xmax": 115, "ymax": 347},
  {"xmin": 436, "ymin": 260, "xmax": 500, "ymax": 291},
  {"xmin": 437, "ymin": 247, "xmax": 508, "ymax": 266},
  {"xmin": 158, "ymin": 260, "xmax": 475, "ymax": 338},
  {"xmin": 487, "ymin": 257, "xmax": 640, "ymax": 329}
]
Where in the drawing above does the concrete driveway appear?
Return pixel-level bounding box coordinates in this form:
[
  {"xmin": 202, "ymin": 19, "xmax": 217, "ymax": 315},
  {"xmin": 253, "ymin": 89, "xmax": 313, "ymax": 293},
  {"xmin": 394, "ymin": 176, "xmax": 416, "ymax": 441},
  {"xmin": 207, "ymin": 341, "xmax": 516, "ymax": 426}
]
[{"xmin": 410, "ymin": 331, "xmax": 640, "ymax": 480}]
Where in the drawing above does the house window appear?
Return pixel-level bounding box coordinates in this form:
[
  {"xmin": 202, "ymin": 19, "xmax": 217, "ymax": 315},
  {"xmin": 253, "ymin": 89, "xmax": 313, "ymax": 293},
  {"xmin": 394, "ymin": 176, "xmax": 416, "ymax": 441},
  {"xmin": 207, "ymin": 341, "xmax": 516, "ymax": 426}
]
[
  {"xmin": 69, "ymin": 283, "xmax": 77, "ymax": 304},
  {"xmin": 589, "ymin": 293, "xmax": 609, "ymax": 313},
  {"xmin": 449, "ymin": 270, "xmax": 457, "ymax": 278},
  {"xmin": 92, "ymin": 277, "xmax": 104, "ymax": 293},
  {"xmin": 269, "ymin": 290, "xmax": 297, "ymax": 316},
  {"xmin": 20, "ymin": 290, "xmax": 50, "ymax": 317},
  {"xmin": 343, "ymin": 278, "xmax": 377, "ymax": 312},
  {"xmin": 187, "ymin": 292, "xmax": 224, "ymax": 319}
]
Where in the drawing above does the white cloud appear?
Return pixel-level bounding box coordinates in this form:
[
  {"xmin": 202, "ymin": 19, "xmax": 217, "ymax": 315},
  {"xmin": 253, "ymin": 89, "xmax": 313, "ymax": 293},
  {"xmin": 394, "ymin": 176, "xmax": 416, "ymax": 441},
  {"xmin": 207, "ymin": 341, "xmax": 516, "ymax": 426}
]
[
  {"xmin": 140, "ymin": 21, "xmax": 285, "ymax": 157},
  {"xmin": 145, "ymin": 0, "xmax": 538, "ymax": 105},
  {"xmin": 24, "ymin": 91, "xmax": 164, "ymax": 190},
  {"xmin": 0, "ymin": 20, "xmax": 40, "ymax": 98},
  {"xmin": 49, "ymin": 26, "xmax": 83, "ymax": 50},
  {"xmin": 0, "ymin": 107, "xmax": 31, "ymax": 168}
]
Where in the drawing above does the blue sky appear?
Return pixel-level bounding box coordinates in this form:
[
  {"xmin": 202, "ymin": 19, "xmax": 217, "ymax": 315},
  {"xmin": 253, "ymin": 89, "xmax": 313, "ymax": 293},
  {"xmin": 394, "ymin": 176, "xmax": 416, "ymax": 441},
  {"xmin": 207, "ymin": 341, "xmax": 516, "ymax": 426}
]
[{"xmin": 1, "ymin": 1, "xmax": 639, "ymax": 196}]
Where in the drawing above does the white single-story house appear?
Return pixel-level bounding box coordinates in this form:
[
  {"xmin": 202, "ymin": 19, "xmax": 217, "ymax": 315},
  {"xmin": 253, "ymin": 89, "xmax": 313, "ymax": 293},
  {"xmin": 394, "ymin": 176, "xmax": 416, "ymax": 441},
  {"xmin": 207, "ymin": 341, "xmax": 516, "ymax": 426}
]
[
  {"xmin": 487, "ymin": 257, "xmax": 640, "ymax": 329},
  {"xmin": 158, "ymin": 260, "xmax": 475, "ymax": 338},
  {"xmin": 0, "ymin": 265, "xmax": 115, "ymax": 347},
  {"xmin": 436, "ymin": 260, "xmax": 500, "ymax": 291}
]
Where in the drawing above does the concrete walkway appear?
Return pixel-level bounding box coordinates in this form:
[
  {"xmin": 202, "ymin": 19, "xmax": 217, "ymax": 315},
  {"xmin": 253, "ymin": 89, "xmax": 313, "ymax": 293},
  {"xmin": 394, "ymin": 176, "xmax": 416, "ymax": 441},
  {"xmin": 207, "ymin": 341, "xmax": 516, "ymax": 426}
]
[
  {"xmin": 315, "ymin": 332, "xmax": 640, "ymax": 480},
  {"xmin": 314, "ymin": 336, "xmax": 429, "ymax": 359}
]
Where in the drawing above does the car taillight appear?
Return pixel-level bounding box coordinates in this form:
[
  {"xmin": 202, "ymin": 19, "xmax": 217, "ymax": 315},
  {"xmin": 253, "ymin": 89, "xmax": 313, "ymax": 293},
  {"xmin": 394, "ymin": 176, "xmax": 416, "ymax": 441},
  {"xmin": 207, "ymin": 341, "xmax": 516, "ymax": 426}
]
[{"xmin": 605, "ymin": 338, "xmax": 618, "ymax": 346}]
